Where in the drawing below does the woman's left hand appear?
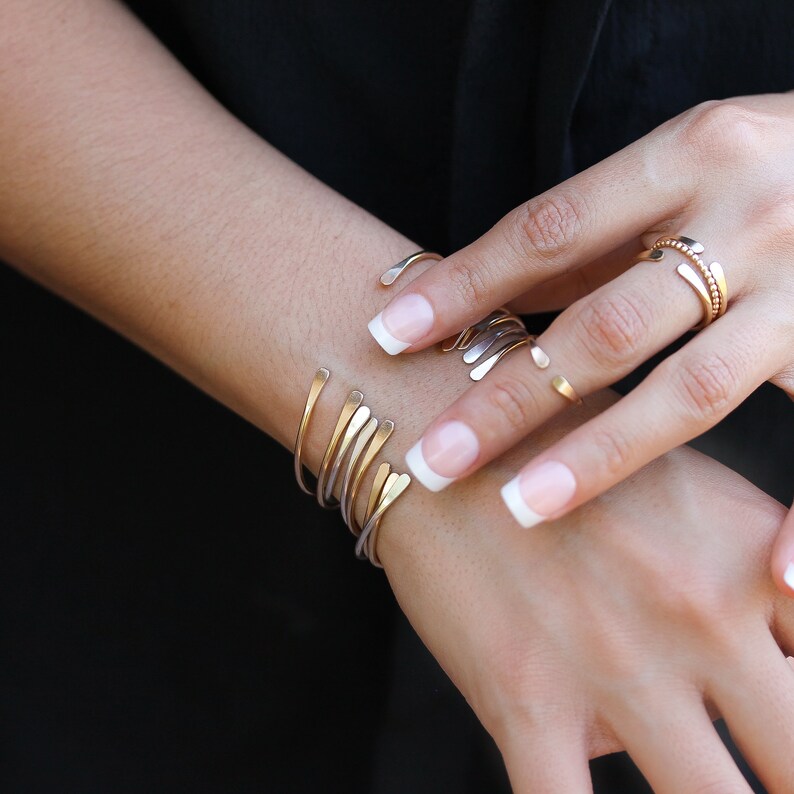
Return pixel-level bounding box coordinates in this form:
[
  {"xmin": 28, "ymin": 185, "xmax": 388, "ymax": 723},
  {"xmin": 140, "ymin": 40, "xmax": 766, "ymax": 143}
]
[{"xmin": 367, "ymin": 93, "xmax": 794, "ymax": 529}]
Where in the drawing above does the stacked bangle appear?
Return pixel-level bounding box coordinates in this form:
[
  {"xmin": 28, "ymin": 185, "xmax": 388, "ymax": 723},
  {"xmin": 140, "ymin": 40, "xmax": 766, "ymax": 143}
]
[
  {"xmin": 293, "ymin": 368, "xmax": 411, "ymax": 567},
  {"xmin": 291, "ymin": 251, "xmax": 541, "ymax": 566}
]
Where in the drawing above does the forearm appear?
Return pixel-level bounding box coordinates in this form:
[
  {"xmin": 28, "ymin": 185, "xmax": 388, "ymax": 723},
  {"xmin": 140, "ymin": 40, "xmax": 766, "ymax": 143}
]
[{"xmin": 0, "ymin": 0, "xmax": 469, "ymax": 472}]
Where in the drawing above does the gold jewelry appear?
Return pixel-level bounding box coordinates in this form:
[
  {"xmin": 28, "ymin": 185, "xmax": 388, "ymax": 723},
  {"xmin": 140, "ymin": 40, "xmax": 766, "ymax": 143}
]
[
  {"xmin": 341, "ymin": 418, "xmax": 394, "ymax": 535},
  {"xmin": 526, "ymin": 337, "xmax": 582, "ymax": 405},
  {"xmin": 552, "ymin": 375, "xmax": 583, "ymax": 405},
  {"xmin": 638, "ymin": 235, "xmax": 728, "ymax": 327},
  {"xmin": 378, "ymin": 252, "xmax": 581, "ymax": 399},
  {"xmin": 675, "ymin": 262, "xmax": 714, "ymax": 328},
  {"xmin": 293, "ymin": 368, "xmax": 410, "ymax": 567},
  {"xmin": 651, "ymin": 236, "xmax": 721, "ymax": 317},
  {"xmin": 356, "ymin": 469, "xmax": 411, "ymax": 567},
  {"xmin": 709, "ymin": 261, "xmax": 729, "ymax": 318},
  {"xmin": 315, "ymin": 390, "xmax": 364, "ymax": 508},
  {"xmin": 293, "ymin": 367, "xmax": 329, "ymax": 495},
  {"xmin": 322, "ymin": 404, "xmax": 371, "ymax": 507}
]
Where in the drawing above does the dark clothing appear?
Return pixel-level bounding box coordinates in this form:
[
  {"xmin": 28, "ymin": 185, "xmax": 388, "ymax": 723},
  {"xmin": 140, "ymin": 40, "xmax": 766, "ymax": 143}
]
[{"xmin": 1, "ymin": 1, "xmax": 792, "ymax": 791}]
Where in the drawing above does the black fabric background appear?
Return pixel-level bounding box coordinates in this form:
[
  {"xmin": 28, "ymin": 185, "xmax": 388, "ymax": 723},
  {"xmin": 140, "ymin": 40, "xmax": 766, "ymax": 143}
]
[{"xmin": 1, "ymin": 1, "xmax": 792, "ymax": 791}]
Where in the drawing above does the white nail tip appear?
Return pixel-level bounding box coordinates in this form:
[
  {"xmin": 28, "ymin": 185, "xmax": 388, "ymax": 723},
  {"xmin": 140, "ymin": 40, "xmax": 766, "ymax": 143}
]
[
  {"xmin": 405, "ymin": 441, "xmax": 455, "ymax": 492},
  {"xmin": 368, "ymin": 312, "xmax": 410, "ymax": 355},
  {"xmin": 784, "ymin": 562, "xmax": 794, "ymax": 592},
  {"xmin": 500, "ymin": 477, "xmax": 545, "ymax": 529}
]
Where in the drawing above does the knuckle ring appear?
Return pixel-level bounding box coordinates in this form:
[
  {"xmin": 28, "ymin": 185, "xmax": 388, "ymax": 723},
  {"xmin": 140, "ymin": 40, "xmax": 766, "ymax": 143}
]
[
  {"xmin": 379, "ymin": 250, "xmax": 531, "ymax": 380},
  {"xmin": 552, "ymin": 374, "xmax": 583, "ymax": 405},
  {"xmin": 637, "ymin": 235, "xmax": 729, "ymax": 329},
  {"xmin": 528, "ymin": 337, "xmax": 582, "ymax": 405},
  {"xmin": 378, "ymin": 251, "xmax": 581, "ymax": 403}
]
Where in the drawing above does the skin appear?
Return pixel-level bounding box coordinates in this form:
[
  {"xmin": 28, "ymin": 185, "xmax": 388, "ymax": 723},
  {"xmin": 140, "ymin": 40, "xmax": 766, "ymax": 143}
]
[
  {"xmin": 382, "ymin": 406, "xmax": 794, "ymax": 793},
  {"xmin": 1, "ymin": 1, "xmax": 792, "ymax": 790},
  {"xmin": 371, "ymin": 92, "xmax": 794, "ymax": 587}
]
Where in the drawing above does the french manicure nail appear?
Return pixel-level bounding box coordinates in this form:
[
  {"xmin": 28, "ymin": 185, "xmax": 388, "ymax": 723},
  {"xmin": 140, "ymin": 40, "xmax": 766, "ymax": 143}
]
[
  {"xmin": 784, "ymin": 562, "xmax": 794, "ymax": 592},
  {"xmin": 368, "ymin": 293, "xmax": 434, "ymax": 355},
  {"xmin": 500, "ymin": 461, "xmax": 577, "ymax": 528},
  {"xmin": 405, "ymin": 420, "xmax": 479, "ymax": 492}
]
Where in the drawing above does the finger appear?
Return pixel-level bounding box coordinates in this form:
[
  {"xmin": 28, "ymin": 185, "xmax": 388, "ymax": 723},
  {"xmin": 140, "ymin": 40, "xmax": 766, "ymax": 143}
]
[
  {"xmin": 710, "ymin": 632, "xmax": 794, "ymax": 793},
  {"xmin": 366, "ymin": 120, "xmax": 694, "ymax": 354},
  {"xmin": 771, "ymin": 497, "xmax": 794, "ymax": 598},
  {"xmin": 500, "ymin": 726, "xmax": 592, "ymax": 794},
  {"xmin": 499, "ymin": 300, "xmax": 784, "ymax": 527},
  {"xmin": 773, "ymin": 588, "xmax": 794, "ymax": 659},
  {"xmin": 402, "ymin": 247, "xmax": 703, "ymax": 492},
  {"xmin": 508, "ymin": 237, "xmax": 644, "ymax": 314},
  {"xmin": 614, "ymin": 698, "xmax": 752, "ymax": 794}
]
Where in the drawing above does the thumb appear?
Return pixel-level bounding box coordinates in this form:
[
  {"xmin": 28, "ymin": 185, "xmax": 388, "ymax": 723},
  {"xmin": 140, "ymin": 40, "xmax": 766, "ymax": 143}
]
[{"xmin": 771, "ymin": 496, "xmax": 794, "ymax": 597}]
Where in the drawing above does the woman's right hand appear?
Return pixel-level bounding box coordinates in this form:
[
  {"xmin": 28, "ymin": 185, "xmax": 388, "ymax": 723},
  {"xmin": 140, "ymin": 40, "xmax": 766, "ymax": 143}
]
[{"xmin": 379, "ymin": 391, "xmax": 794, "ymax": 793}]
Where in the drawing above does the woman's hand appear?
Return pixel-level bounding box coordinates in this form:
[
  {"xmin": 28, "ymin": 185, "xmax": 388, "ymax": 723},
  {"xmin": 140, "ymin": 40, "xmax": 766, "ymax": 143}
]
[
  {"xmin": 3, "ymin": 8, "xmax": 791, "ymax": 790},
  {"xmin": 379, "ymin": 394, "xmax": 794, "ymax": 793},
  {"xmin": 366, "ymin": 93, "xmax": 794, "ymax": 532}
]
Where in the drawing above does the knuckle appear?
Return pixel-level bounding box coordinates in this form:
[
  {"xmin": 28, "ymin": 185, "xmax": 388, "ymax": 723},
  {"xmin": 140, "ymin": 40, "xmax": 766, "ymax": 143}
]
[
  {"xmin": 654, "ymin": 574, "xmax": 723, "ymax": 630},
  {"xmin": 761, "ymin": 193, "xmax": 794, "ymax": 240},
  {"xmin": 513, "ymin": 189, "xmax": 586, "ymax": 263},
  {"xmin": 646, "ymin": 568, "xmax": 744, "ymax": 653},
  {"xmin": 681, "ymin": 100, "xmax": 767, "ymax": 164},
  {"xmin": 485, "ymin": 646, "xmax": 572, "ymax": 737},
  {"xmin": 590, "ymin": 425, "xmax": 634, "ymax": 478},
  {"xmin": 771, "ymin": 365, "xmax": 794, "ymax": 399},
  {"xmin": 475, "ymin": 634, "xmax": 533, "ymax": 711},
  {"xmin": 445, "ymin": 257, "xmax": 492, "ymax": 308},
  {"xmin": 674, "ymin": 353, "xmax": 739, "ymax": 423},
  {"xmin": 575, "ymin": 291, "xmax": 651, "ymax": 364},
  {"xmin": 488, "ymin": 370, "xmax": 541, "ymax": 433}
]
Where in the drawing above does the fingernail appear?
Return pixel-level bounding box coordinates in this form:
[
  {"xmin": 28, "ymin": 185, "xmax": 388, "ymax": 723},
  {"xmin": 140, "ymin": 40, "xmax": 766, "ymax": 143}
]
[
  {"xmin": 405, "ymin": 420, "xmax": 479, "ymax": 492},
  {"xmin": 784, "ymin": 562, "xmax": 794, "ymax": 592},
  {"xmin": 368, "ymin": 294, "xmax": 434, "ymax": 355},
  {"xmin": 500, "ymin": 461, "xmax": 577, "ymax": 528}
]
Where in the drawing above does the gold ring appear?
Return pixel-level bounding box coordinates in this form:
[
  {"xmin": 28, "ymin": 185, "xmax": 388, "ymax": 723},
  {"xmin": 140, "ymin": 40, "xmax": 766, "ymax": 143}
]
[
  {"xmin": 552, "ymin": 375, "xmax": 583, "ymax": 405},
  {"xmin": 525, "ymin": 339, "xmax": 581, "ymax": 405},
  {"xmin": 638, "ymin": 235, "xmax": 729, "ymax": 328}
]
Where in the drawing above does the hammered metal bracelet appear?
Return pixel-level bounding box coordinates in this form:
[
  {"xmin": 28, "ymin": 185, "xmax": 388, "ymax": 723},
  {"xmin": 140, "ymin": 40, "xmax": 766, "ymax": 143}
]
[{"xmin": 292, "ymin": 368, "xmax": 410, "ymax": 567}]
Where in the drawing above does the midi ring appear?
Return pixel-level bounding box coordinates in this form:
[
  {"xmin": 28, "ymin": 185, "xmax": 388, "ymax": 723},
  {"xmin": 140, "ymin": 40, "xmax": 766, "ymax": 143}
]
[
  {"xmin": 378, "ymin": 251, "xmax": 530, "ymax": 380},
  {"xmin": 637, "ymin": 235, "xmax": 729, "ymax": 328},
  {"xmin": 526, "ymin": 338, "xmax": 583, "ymax": 405},
  {"xmin": 552, "ymin": 375, "xmax": 583, "ymax": 405}
]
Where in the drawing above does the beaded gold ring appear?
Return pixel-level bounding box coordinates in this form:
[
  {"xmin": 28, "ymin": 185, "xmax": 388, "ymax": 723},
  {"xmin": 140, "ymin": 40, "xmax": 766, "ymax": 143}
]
[{"xmin": 638, "ymin": 235, "xmax": 728, "ymax": 328}]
